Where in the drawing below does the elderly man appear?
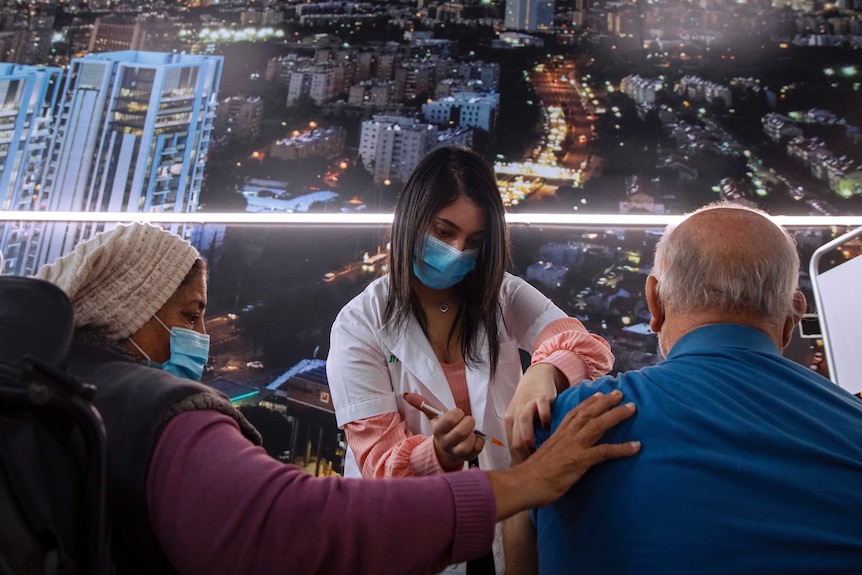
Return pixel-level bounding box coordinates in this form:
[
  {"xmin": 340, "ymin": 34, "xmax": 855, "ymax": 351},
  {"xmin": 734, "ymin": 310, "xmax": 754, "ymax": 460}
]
[
  {"xmin": 33, "ymin": 221, "xmax": 640, "ymax": 575},
  {"xmin": 505, "ymin": 204, "xmax": 862, "ymax": 574}
]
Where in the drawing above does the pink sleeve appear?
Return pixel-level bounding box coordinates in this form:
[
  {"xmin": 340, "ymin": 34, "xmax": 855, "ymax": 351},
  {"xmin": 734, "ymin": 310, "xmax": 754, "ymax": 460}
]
[
  {"xmin": 531, "ymin": 317, "xmax": 614, "ymax": 384},
  {"xmin": 146, "ymin": 410, "xmax": 494, "ymax": 575},
  {"xmin": 345, "ymin": 412, "xmax": 464, "ymax": 478}
]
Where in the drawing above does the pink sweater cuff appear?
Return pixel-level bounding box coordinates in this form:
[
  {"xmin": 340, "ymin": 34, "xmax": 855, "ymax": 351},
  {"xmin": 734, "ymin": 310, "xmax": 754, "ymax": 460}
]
[
  {"xmin": 346, "ymin": 414, "xmax": 463, "ymax": 478},
  {"xmin": 531, "ymin": 318, "xmax": 614, "ymax": 384},
  {"xmin": 410, "ymin": 436, "xmax": 450, "ymax": 476},
  {"xmin": 538, "ymin": 349, "xmax": 591, "ymax": 386}
]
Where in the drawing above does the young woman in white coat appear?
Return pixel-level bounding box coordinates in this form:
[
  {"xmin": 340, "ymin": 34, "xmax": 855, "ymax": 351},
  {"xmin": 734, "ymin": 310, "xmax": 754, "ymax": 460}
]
[{"xmin": 326, "ymin": 146, "xmax": 614, "ymax": 574}]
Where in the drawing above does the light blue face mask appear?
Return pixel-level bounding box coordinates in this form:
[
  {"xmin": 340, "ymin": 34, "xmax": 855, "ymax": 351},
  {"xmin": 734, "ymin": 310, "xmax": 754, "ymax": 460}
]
[
  {"xmin": 129, "ymin": 316, "xmax": 210, "ymax": 382},
  {"xmin": 412, "ymin": 232, "xmax": 479, "ymax": 290}
]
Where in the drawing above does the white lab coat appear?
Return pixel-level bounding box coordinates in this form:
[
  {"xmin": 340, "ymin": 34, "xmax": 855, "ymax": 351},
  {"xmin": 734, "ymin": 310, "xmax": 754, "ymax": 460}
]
[
  {"xmin": 327, "ymin": 272, "xmax": 569, "ymax": 477},
  {"xmin": 327, "ymin": 273, "xmax": 570, "ymax": 574}
]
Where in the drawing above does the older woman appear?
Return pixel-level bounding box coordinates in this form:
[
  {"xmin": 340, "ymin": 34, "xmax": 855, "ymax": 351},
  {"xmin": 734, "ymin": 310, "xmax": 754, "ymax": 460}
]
[{"xmin": 35, "ymin": 221, "xmax": 639, "ymax": 575}]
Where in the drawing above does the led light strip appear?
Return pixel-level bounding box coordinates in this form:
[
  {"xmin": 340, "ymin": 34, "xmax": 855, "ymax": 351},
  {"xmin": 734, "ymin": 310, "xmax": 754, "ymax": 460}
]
[
  {"xmin": 505, "ymin": 214, "xmax": 862, "ymax": 228},
  {"xmin": 0, "ymin": 211, "xmax": 393, "ymax": 225},
  {"xmin": 1, "ymin": 211, "xmax": 861, "ymax": 228}
]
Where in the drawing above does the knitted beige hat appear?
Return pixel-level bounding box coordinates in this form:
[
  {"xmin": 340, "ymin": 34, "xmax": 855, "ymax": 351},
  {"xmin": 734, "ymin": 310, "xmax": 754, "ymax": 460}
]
[{"xmin": 35, "ymin": 222, "xmax": 200, "ymax": 342}]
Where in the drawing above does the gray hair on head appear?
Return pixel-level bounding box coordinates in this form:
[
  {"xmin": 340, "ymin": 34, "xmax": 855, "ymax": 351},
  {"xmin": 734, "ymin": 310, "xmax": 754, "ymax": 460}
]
[{"xmin": 652, "ymin": 203, "xmax": 800, "ymax": 323}]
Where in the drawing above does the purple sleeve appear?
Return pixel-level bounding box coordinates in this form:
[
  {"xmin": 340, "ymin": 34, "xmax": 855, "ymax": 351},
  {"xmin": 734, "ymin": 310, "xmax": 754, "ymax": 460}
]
[{"xmin": 146, "ymin": 410, "xmax": 496, "ymax": 575}]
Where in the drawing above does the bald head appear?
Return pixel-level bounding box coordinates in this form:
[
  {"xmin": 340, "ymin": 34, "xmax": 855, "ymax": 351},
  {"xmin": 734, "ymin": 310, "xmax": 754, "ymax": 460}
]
[
  {"xmin": 648, "ymin": 204, "xmax": 803, "ymax": 352},
  {"xmin": 678, "ymin": 206, "xmax": 790, "ymax": 257}
]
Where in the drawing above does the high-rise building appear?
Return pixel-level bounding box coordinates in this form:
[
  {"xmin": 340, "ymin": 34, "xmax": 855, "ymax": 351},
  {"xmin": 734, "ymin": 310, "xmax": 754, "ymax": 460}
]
[
  {"xmin": 0, "ymin": 63, "xmax": 61, "ymax": 275},
  {"xmin": 214, "ymin": 95, "xmax": 263, "ymax": 141},
  {"xmin": 505, "ymin": 0, "xmax": 555, "ymax": 31},
  {"xmin": 422, "ymin": 91, "xmax": 500, "ymax": 132},
  {"xmin": 285, "ymin": 64, "xmax": 348, "ymax": 106},
  {"xmin": 0, "ymin": 11, "xmax": 54, "ymax": 65},
  {"xmin": 394, "ymin": 63, "xmax": 435, "ymax": 101},
  {"xmin": 359, "ymin": 115, "xmax": 439, "ymax": 184},
  {"xmin": 88, "ymin": 15, "xmax": 178, "ymax": 54},
  {"xmin": 38, "ymin": 51, "xmax": 222, "ymax": 269}
]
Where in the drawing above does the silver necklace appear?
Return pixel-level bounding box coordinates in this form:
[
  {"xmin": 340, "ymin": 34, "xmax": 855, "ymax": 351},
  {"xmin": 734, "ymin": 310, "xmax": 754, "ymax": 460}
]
[{"xmin": 439, "ymin": 303, "xmax": 450, "ymax": 313}]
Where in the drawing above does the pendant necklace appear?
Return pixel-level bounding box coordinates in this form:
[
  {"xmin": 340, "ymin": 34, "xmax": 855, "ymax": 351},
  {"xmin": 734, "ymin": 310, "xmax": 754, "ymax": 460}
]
[{"xmin": 439, "ymin": 303, "xmax": 450, "ymax": 313}]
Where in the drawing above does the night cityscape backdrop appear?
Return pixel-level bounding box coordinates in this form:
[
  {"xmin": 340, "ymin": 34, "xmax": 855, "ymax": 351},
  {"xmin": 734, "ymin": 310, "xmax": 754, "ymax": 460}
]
[{"xmin": 0, "ymin": 0, "xmax": 860, "ymax": 474}]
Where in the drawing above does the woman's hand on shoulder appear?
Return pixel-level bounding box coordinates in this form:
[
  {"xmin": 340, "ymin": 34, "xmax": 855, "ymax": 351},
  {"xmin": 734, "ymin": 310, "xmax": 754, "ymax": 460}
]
[{"xmin": 505, "ymin": 364, "xmax": 566, "ymax": 464}]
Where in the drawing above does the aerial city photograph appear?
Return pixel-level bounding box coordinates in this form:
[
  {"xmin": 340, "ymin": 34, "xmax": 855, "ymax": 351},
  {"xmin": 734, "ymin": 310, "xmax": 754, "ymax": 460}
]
[{"xmin": 1, "ymin": 0, "xmax": 861, "ymax": 475}]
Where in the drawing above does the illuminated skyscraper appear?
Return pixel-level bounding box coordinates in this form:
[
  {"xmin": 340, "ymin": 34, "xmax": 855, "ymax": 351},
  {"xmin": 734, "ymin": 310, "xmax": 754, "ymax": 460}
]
[
  {"xmin": 88, "ymin": 15, "xmax": 178, "ymax": 54},
  {"xmin": 38, "ymin": 51, "xmax": 222, "ymax": 268},
  {"xmin": 505, "ymin": 0, "xmax": 555, "ymax": 31},
  {"xmin": 359, "ymin": 115, "xmax": 439, "ymax": 184},
  {"xmin": 0, "ymin": 63, "xmax": 61, "ymax": 275}
]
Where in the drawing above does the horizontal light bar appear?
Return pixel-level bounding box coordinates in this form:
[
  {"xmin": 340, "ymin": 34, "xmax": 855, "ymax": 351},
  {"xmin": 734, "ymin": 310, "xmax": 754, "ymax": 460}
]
[
  {"xmin": 0, "ymin": 211, "xmax": 394, "ymax": 225},
  {"xmin": 1, "ymin": 211, "xmax": 861, "ymax": 228},
  {"xmin": 506, "ymin": 213, "xmax": 862, "ymax": 228}
]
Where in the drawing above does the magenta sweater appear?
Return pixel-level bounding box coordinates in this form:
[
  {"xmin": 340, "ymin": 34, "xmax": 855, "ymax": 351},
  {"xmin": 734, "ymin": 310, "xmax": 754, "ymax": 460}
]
[{"xmin": 146, "ymin": 410, "xmax": 496, "ymax": 575}]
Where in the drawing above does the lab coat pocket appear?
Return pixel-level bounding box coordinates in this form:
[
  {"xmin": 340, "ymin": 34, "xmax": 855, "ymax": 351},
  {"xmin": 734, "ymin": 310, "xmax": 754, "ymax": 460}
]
[{"xmin": 489, "ymin": 340, "xmax": 523, "ymax": 420}]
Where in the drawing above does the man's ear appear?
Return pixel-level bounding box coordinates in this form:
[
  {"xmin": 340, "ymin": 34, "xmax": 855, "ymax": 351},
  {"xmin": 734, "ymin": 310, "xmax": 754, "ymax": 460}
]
[
  {"xmin": 780, "ymin": 290, "xmax": 807, "ymax": 349},
  {"xmin": 646, "ymin": 276, "xmax": 664, "ymax": 334}
]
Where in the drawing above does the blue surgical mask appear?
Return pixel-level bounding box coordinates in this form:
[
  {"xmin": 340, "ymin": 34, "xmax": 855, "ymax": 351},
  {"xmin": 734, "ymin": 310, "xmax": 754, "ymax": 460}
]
[
  {"xmin": 413, "ymin": 232, "xmax": 479, "ymax": 290},
  {"xmin": 129, "ymin": 316, "xmax": 210, "ymax": 382}
]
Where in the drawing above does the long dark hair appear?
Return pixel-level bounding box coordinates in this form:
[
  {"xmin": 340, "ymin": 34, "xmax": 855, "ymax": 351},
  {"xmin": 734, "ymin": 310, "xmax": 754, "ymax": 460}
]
[{"xmin": 384, "ymin": 145, "xmax": 510, "ymax": 377}]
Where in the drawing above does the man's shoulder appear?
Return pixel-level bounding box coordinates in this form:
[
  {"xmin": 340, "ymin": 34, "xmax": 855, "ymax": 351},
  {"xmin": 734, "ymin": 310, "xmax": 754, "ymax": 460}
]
[
  {"xmin": 556, "ymin": 367, "xmax": 657, "ymax": 409},
  {"xmin": 540, "ymin": 363, "xmax": 674, "ymax": 437}
]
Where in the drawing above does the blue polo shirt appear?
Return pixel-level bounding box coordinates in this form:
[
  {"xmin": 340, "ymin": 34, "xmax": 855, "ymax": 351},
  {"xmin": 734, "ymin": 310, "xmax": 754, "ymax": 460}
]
[{"xmin": 534, "ymin": 324, "xmax": 862, "ymax": 575}]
